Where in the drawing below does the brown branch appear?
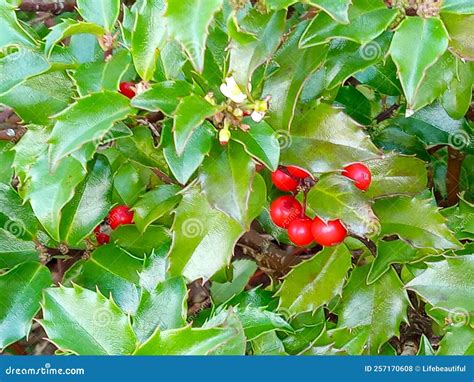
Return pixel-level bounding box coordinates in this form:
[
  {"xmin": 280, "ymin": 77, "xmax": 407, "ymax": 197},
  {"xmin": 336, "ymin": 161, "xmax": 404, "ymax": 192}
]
[
  {"xmin": 445, "ymin": 146, "xmax": 465, "ymax": 207},
  {"xmin": 18, "ymin": 0, "xmax": 76, "ymax": 13},
  {"xmin": 375, "ymin": 103, "xmax": 400, "ymax": 123},
  {"xmin": 349, "ymin": 233, "xmax": 377, "ymax": 257},
  {"xmin": 152, "ymin": 168, "xmax": 180, "ymax": 186}
]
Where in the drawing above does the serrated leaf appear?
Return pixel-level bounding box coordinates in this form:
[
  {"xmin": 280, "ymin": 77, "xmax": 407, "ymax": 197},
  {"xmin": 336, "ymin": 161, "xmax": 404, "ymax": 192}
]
[
  {"xmin": 59, "ymin": 155, "xmax": 113, "ymax": 246},
  {"xmin": 165, "ymin": 0, "xmax": 223, "ymax": 72},
  {"xmin": 131, "ymin": 0, "xmax": 167, "ymax": 81},
  {"xmin": 0, "ymin": 228, "xmax": 38, "ymax": 268},
  {"xmin": 73, "ymin": 50, "xmax": 131, "ymax": 96},
  {"xmin": 337, "ymin": 265, "xmax": 409, "ymax": 353},
  {"xmin": 44, "ymin": 19, "xmax": 106, "ymax": 56},
  {"xmin": 161, "ymin": 120, "xmax": 214, "ymax": 185},
  {"xmin": 437, "ymin": 326, "xmax": 474, "ymax": 355},
  {"xmin": 133, "ymin": 276, "xmax": 187, "ymax": 343},
  {"xmin": 0, "ymin": 262, "xmax": 51, "ymax": 349},
  {"xmin": 373, "ymin": 195, "xmax": 461, "ymax": 249},
  {"xmin": 236, "ymin": 306, "xmax": 292, "ymax": 340},
  {"xmin": 0, "ymin": 0, "xmax": 36, "ymax": 48},
  {"xmin": 406, "ymin": 255, "xmax": 474, "ymax": 315},
  {"xmin": 111, "ymin": 225, "xmax": 171, "ymax": 258},
  {"xmin": 307, "ymin": 175, "xmax": 379, "ymax": 237},
  {"xmin": 441, "ymin": 60, "xmax": 474, "ymax": 120},
  {"xmin": 442, "ymin": 13, "xmax": 474, "ymax": 61},
  {"xmin": 75, "ymin": 244, "xmax": 143, "ymax": 314},
  {"xmin": 364, "ymin": 155, "xmax": 428, "ymax": 199},
  {"xmin": 173, "ymin": 94, "xmax": 219, "ymax": 154},
  {"xmin": 41, "ymin": 285, "xmax": 137, "ymax": 355},
  {"xmin": 130, "ymin": 81, "xmax": 193, "ymax": 115},
  {"xmin": 229, "ymin": 9, "xmax": 286, "ymax": 89},
  {"xmin": 199, "ymin": 142, "xmax": 256, "ymax": 227},
  {"xmin": 389, "ymin": 17, "xmax": 449, "ymax": 107},
  {"xmin": 139, "ymin": 246, "xmax": 170, "ymax": 291},
  {"xmin": 77, "ymin": 0, "xmax": 120, "ymax": 31},
  {"xmin": 169, "ymin": 187, "xmax": 244, "ymax": 281},
  {"xmin": 0, "ymin": 48, "xmax": 50, "ymax": 96},
  {"xmin": 24, "ymin": 154, "xmax": 86, "ymax": 241},
  {"xmin": 281, "ymin": 103, "xmax": 380, "ymax": 173},
  {"xmin": 252, "ymin": 331, "xmax": 287, "ymax": 355},
  {"xmin": 48, "ymin": 91, "xmax": 133, "ymax": 166},
  {"xmin": 266, "ymin": 0, "xmax": 350, "ymax": 24},
  {"xmin": 132, "ymin": 185, "xmax": 182, "ymax": 233},
  {"xmin": 113, "ymin": 161, "xmax": 151, "ymax": 206},
  {"xmin": 300, "ymin": 0, "xmax": 397, "ymax": 47},
  {"xmin": 0, "ymin": 71, "xmax": 73, "ymax": 125},
  {"xmin": 278, "ymin": 245, "xmax": 352, "ymax": 315}
]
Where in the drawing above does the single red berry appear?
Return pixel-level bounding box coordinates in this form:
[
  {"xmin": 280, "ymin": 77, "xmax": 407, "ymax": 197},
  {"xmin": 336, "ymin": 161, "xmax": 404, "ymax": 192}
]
[
  {"xmin": 287, "ymin": 166, "xmax": 311, "ymax": 179},
  {"xmin": 269, "ymin": 196, "xmax": 303, "ymax": 229},
  {"xmin": 311, "ymin": 217, "xmax": 347, "ymax": 247},
  {"xmin": 342, "ymin": 163, "xmax": 372, "ymax": 191},
  {"xmin": 119, "ymin": 82, "xmax": 136, "ymax": 99},
  {"xmin": 288, "ymin": 218, "xmax": 314, "ymax": 247},
  {"xmin": 271, "ymin": 169, "xmax": 299, "ymax": 192},
  {"xmin": 108, "ymin": 205, "xmax": 134, "ymax": 230},
  {"xmin": 94, "ymin": 225, "xmax": 110, "ymax": 245}
]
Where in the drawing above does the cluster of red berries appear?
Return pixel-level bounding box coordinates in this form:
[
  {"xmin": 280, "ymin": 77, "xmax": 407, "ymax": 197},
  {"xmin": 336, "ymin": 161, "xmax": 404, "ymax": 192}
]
[
  {"xmin": 269, "ymin": 163, "xmax": 372, "ymax": 248},
  {"xmin": 94, "ymin": 205, "xmax": 135, "ymax": 245}
]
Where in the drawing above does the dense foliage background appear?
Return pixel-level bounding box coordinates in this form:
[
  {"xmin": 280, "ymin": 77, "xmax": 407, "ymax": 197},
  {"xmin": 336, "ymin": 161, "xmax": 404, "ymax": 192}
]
[{"xmin": 0, "ymin": 0, "xmax": 473, "ymax": 356}]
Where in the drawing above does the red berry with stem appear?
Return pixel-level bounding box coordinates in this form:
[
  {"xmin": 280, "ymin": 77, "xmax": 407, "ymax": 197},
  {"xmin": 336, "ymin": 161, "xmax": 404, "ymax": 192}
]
[
  {"xmin": 311, "ymin": 217, "xmax": 347, "ymax": 247},
  {"xmin": 342, "ymin": 163, "xmax": 372, "ymax": 191},
  {"xmin": 270, "ymin": 196, "xmax": 303, "ymax": 228},
  {"xmin": 94, "ymin": 225, "xmax": 110, "ymax": 245},
  {"xmin": 119, "ymin": 82, "xmax": 136, "ymax": 99},
  {"xmin": 287, "ymin": 166, "xmax": 311, "ymax": 179},
  {"xmin": 288, "ymin": 217, "xmax": 314, "ymax": 246},
  {"xmin": 271, "ymin": 168, "xmax": 299, "ymax": 192},
  {"xmin": 108, "ymin": 205, "xmax": 134, "ymax": 230}
]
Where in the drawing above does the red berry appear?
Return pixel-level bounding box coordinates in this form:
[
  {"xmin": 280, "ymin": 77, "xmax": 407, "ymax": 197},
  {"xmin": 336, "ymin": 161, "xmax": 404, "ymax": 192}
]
[
  {"xmin": 271, "ymin": 169, "xmax": 299, "ymax": 192},
  {"xmin": 94, "ymin": 226, "xmax": 110, "ymax": 245},
  {"xmin": 342, "ymin": 163, "xmax": 372, "ymax": 191},
  {"xmin": 119, "ymin": 82, "xmax": 136, "ymax": 99},
  {"xmin": 288, "ymin": 218, "xmax": 314, "ymax": 246},
  {"xmin": 287, "ymin": 166, "xmax": 311, "ymax": 179},
  {"xmin": 311, "ymin": 217, "xmax": 347, "ymax": 247},
  {"xmin": 270, "ymin": 196, "xmax": 303, "ymax": 228},
  {"xmin": 108, "ymin": 205, "xmax": 134, "ymax": 230}
]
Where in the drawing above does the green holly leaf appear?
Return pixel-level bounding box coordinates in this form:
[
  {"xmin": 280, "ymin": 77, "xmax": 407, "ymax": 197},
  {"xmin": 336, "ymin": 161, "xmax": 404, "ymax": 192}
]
[
  {"xmin": 300, "ymin": 0, "xmax": 397, "ymax": 47},
  {"xmin": 44, "ymin": 19, "xmax": 106, "ymax": 56},
  {"xmin": 263, "ymin": 23, "xmax": 329, "ymax": 131},
  {"xmin": 41, "ymin": 285, "xmax": 137, "ymax": 355},
  {"xmin": 337, "ymin": 265, "xmax": 409, "ymax": 354},
  {"xmin": 374, "ymin": 195, "xmax": 462, "ymax": 250},
  {"xmin": 199, "ymin": 142, "xmax": 256, "ymax": 227},
  {"xmin": 113, "ymin": 161, "xmax": 152, "ymax": 206},
  {"xmin": 75, "ymin": 244, "xmax": 144, "ymax": 314},
  {"xmin": 277, "ymin": 245, "xmax": 352, "ymax": 315},
  {"xmin": 266, "ymin": 0, "xmax": 350, "ymax": 24},
  {"xmin": 354, "ymin": 57, "xmax": 402, "ymax": 96},
  {"xmin": 77, "ymin": 0, "xmax": 120, "ymax": 31},
  {"xmin": 131, "ymin": 0, "xmax": 167, "ymax": 81},
  {"xmin": 139, "ymin": 246, "xmax": 170, "ymax": 291},
  {"xmin": 281, "ymin": 103, "xmax": 380, "ymax": 173},
  {"xmin": 0, "ymin": 262, "xmax": 51, "ymax": 350},
  {"xmin": 235, "ymin": 306, "xmax": 292, "ymax": 340},
  {"xmin": 0, "ymin": 48, "xmax": 50, "ymax": 96},
  {"xmin": 161, "ymin": 120, "xmax": 215, "ymax": 185},
  {"xmin": 48, "ymin": 91, "xmax": 134, "ymax": 166},
  {"xmin": 437, "ymin": 326, "xmax": 474, "ymax": 355},
  {"xmin": 173, "ymin": 94, "xmax": 219, "ymax": 154},
  {"xmin": 73, "ymin": 50, "xmax": 131, "ymax": 96},
  {"xmin": 111, "ymin": 225, "xmax": 171, "ymax": 258},
  {"xmin": 0, "ymin": 227, "xmax": 38, "ymax": 270},
  {"xmin": 441, "ymin": 60, "xmax": 473, "ymax": 120},
  {"xmin": 389, "ymin": 17, "xmax": 449, "ymax": 108},
  {"xmin": 307, "ymin": 175, "xmax": 379, "ymax": 237},
  {"xmin": 0, "ymin": 0, "xmax": 36, "ymax": 48},
  {"xmin": 131, "ymin": 81, "xmax": 193, "ymax": 115},
  {"xmin": 132, "ymin": 184, "xmax": 182, "ymax": 233},
  {"xmin": 406, "ymin": 255, "xmax": 474, "ymax": 315},
  {"xmin": 364, "ymin": 155, "xmax": 428, "ymax": 199},
  {"xmin": 165, "ymin": 0, "xmax": 223, "ymax": 73},
  {"xmin": 133, "ymin": 276, "xmax": 187, "ymax": 343},
  {"xmin": 252, "ymin": 331, "xmax": 287, "ymax": 355},
  {"xmin": 24, "ymin": 154, "xmax": 87, "ymax": 241},
  {"xmin": 441, "ymin": 0, "xmax": 474, "ymax": 14},
  {"xmin": 59, "ymin": 155, "xmax": 113, "ymax": 247},
  {"xmin": 169, "ymin": 187, "xmax": 244, "ymax": 281},
  {"xmin": 442, "ymin": 13, "xmax": 474, "ymax": 61}
]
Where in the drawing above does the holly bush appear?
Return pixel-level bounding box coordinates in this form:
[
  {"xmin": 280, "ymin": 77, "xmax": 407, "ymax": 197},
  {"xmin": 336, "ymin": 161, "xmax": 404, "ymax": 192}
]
[{"xmin": 0, "ymin": 0, "xmax": 473, "ymax": 356}]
